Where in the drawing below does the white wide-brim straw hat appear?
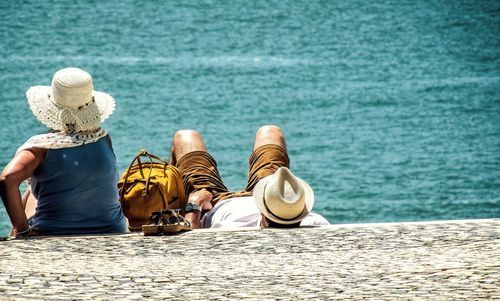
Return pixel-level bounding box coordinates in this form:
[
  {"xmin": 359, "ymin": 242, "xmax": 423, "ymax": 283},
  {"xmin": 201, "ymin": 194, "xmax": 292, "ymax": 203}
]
[
  {"xmin": 253, "ymin": 167, "xmax": 314, "ymax": 225},
  {"xmin": 26, "ymin": 67, "xmax": 115, "ymax": 133}
]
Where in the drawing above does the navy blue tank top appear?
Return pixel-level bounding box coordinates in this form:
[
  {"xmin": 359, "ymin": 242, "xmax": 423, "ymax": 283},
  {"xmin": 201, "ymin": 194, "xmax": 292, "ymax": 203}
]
[{"xmin": 30, "ymin": 136, "xmax": 127, "ymax": 235}]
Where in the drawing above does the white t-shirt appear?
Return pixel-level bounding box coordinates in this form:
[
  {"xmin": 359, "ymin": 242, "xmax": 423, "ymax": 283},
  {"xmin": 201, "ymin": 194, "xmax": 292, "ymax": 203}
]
[{"xmin": 201, "ymin": 196, "xmax": 330, "ymax": 229}]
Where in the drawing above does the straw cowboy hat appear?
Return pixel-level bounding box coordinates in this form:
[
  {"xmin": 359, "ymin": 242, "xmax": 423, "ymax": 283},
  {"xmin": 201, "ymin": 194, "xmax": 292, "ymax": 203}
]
[
  {"xmin": 253, "ymin": 167, "xmax": 314, "ymax": 225},
  {"xmin": 26, "ymin": 67, "xmax": 115, "ymax": 133}
]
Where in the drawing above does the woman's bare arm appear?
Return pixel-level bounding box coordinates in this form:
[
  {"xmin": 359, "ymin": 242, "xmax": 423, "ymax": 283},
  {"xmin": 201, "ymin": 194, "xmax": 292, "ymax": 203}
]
[{"xmin": 0, "ymin": 148, "xmax": 45, "ymax": 235}]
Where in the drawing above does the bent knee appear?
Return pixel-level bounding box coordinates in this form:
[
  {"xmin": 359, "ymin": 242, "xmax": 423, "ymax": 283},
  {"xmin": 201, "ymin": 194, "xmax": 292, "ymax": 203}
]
[
  {"xmin": 173, "ymin": 129, "xmax": 202, "ymax": 144},
  {"xmin": 254, "ymin": 125, "xmax": 286, "ymax": 150},
  {"xmin": 256, "ymin": 125, "xmax": 284, "ymax": 139},
  {"xmin": 172, "ymin": 129, "xmax": 207, "ymax": 156}
]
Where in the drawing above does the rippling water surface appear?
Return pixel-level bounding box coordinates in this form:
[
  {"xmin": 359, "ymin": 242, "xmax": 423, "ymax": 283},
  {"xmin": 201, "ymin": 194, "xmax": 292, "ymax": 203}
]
[{"xmin": 1, "ymin": 0, "xmax": 499, "ymax": 235}]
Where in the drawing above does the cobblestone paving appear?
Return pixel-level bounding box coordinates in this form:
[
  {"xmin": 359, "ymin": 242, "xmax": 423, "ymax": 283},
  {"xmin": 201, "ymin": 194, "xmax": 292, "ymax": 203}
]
[{"xmin": 0, "ymin": 219, "xmax": 498, "ymax": 300}]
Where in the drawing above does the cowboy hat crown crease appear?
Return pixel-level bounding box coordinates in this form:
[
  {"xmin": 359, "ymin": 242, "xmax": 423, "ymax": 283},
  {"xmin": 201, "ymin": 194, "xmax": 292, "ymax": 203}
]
[
  {"xmin": 254, "ymin": 167, "xmax": 314, "ymax": 225},
  {"xmin": 264, "ymin": 169, "xmax": 306, "ymax": 220}
]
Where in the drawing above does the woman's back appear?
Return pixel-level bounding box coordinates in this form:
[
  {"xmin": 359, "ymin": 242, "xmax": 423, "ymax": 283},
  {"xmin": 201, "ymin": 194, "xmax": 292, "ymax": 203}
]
[
  {"xmin": 1, "ymin": 67, "xmax": 126, "ymax": 237},
  {"xmin": 31, "ymin": 136, "xmax": 127, "ymax": 235}
]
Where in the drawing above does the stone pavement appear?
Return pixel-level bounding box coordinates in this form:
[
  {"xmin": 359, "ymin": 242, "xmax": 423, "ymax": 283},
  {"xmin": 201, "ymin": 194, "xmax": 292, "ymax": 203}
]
[{"xmin": 0, "ymin": 219, "xmax": 498, "ymax": 300}]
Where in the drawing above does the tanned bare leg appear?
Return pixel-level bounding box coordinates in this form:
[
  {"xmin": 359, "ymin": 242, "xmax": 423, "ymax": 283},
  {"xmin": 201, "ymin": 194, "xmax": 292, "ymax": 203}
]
[{"xmin": 169, "ymin": 129, "xmax": 212, "ymax": 229}]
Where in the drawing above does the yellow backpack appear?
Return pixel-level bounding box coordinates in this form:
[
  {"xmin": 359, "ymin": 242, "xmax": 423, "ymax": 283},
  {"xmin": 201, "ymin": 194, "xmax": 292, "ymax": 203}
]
[{"xmin": 118, "ymin": 149, "xmax": 186, "ymax": 231}]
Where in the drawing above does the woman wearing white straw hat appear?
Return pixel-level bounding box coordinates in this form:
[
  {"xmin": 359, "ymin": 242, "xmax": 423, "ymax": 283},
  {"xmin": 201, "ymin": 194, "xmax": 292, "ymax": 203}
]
[
  {"xmin": 168, "ymin": 125, "xmax": 329, "ymax": 230},
  {"xmin": 0, "ymin": 67, "xmax": 127, "ymax": 237}
]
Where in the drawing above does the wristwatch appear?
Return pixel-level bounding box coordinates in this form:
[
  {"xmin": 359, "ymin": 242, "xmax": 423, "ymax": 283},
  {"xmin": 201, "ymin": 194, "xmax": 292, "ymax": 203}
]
[{"xmin": 184, "ymin": 202, "xmax": 202, "ymax": 213}]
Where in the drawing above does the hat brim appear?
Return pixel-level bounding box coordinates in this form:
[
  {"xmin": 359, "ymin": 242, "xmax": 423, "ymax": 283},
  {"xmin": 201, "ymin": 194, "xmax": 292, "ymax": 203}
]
[
  {"xmin": 253, "ymin": 173, "xmax": 314, "ymax": 225},
  {"xmin": 26, "ymin": 85, "xmax": 115, "ymax": 132}
]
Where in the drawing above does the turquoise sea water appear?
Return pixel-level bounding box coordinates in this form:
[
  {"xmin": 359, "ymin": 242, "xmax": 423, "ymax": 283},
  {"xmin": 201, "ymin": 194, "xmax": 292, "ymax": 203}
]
[{"xmin": 1, "ymin": 0, "xmax": 499, "ymax": 236}]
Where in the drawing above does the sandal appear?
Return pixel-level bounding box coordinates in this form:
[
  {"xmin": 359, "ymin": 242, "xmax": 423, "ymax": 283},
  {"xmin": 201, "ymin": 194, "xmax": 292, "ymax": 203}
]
[
  {"xmin": 142, "ymin": 209, "xmax": 192, "ymax": 236},
  {"xmin": 142, "ymin": 211, "xmax": 164, "ymax": 236},
  {"xmin": 160, "ymin": 209, "xmax": 192, "ymax": 234}
]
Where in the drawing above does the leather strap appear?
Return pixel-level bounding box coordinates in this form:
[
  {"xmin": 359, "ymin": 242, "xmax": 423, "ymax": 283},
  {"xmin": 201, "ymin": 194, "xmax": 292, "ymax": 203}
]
[{"xmin": 119, "ymin": 149, "xmax": 168, "ymax": 200}]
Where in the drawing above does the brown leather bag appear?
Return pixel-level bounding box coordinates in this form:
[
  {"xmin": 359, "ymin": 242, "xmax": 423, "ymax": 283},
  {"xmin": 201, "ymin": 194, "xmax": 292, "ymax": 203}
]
[{"xmin": 118, "ymin": 149, "xmax": 187, "ymax": 231}]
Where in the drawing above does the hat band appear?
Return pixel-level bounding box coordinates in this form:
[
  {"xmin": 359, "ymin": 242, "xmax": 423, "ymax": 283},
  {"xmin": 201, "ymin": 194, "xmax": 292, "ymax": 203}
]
[
  {"xmin": 48, "ymin": 93, "xmax": 95, "ymax": 110},
  {"xmin": 262, "ymin": 183, "xmax": 306, "ymax": 222}
]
